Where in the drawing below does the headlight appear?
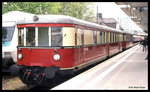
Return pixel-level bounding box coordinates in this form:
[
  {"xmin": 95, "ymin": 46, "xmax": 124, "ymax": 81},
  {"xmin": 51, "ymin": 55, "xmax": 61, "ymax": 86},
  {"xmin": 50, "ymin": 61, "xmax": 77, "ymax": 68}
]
[
  {"xmin": 18, "ymin": 53, "xmax": 23, "ymax": 60},
  {"xmin": 53, "ymin": 54, "xmax": 60, "ymax": 61}
]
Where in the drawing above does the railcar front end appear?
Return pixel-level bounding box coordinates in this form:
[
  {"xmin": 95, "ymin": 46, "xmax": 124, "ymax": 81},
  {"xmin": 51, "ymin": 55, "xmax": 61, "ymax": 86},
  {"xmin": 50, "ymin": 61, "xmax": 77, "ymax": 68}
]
[
  {"xmin": 122, "ymin": 33, "xmax": 133, "ymax": 50},
  {"xmin": 17, "ymin": 24, "xmax": 76, "ymax": 86},
  {"xmin": 2, "ymin": 21, "xmax": 19, "ymax": 75}
]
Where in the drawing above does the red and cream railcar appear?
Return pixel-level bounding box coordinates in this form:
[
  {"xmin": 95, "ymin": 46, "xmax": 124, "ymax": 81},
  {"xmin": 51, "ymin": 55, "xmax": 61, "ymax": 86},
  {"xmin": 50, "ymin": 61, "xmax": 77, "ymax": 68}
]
[
  {"xmin": 122, "ymin": 32, "xmax": 133, "ymax": 50},
  {"xmin": 17, "ymin": 15, "xmax": 132, "ymax": 86}
]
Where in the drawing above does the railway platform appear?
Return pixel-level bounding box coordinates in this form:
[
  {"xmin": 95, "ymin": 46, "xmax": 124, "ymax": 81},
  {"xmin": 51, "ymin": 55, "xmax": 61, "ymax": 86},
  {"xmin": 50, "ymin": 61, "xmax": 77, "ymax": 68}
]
[{"xmin": 52, "ymin": 44, "xmax": 148, "ymax": 90}]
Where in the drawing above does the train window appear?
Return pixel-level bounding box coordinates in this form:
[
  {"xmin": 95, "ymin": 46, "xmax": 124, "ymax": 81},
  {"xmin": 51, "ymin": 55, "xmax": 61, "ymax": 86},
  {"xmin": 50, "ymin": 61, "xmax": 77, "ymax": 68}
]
[
  {"xmin": 107, "ymin": 32, "xmax": 110, "ymax": 43},
  {"xmin": 112, "ymin": 33, "xmax": 114, "ymax": 43},
  {"xmin": 121, "ymin": 34, "xmax": 123, "ymax": 42},
  {"xmin": 38, "ymin": 27, "xmax": 49, "ymax": 46},
  {"xmin": 114, "ymin": 33, "xmax": 115, "ymax": 42},
  {"xmin": 118, "ymin": 34, "xmax": 121, "ymax": 42},
  {"xmin": 81, "ymin": 29, "xmax": 84, "ymax": 46},
  {"xmin": 124, "ymin": 35, "xmax": 126, "ymax": 41},
  {"xmin": 130, "ymin": 35, "xmax": 132, "ymax": 41},
  {"xmin": 103, "ymin": 32, "xmax": 105, "ymax": 43},
  {"xmin": 18, "ymin": 28, "xmax": 24, "ymax": 46},
  {"xmin": 115, "ymin": 33, "xmax": 117, "ymax": 42},
  {"xmin": 106, "ymin": 32, "xmax": 107, "ymax": 43},
  {"xmin": 2, "ymin": 27, "xmax": 15, "ymax": 43},
  {"xmin": 108, "ymin": 32, "xmax": 110, "ymax": 43},
  {"xmin": 118, "ymin": 34, "xmax": 120, "ymax": 42},
  {"xmin": 106, "ymin": 32, "xmax": 108, "ymax": 43},
  {"xmin": 105, "ymin": 32, "xmax": 107, "ymax": 43},
  {"xmin": 97, "ymin": 31, "xmax": 100, "ymax": 44},
  {"xmin": 93, "ymin": 31, "xmax": 97, "ymax": 44},
  {"xmin": 51, "ymin": 27, "xmax": 62, "ymax": 46},
  {"xmin": 110, "ymin": 32, "xmax": 111, "ymax": 43},
  {"xmin": 111, "ymin": 33, "xmax": 113, "ymax": 43},
  {"xmin": 102, "ymin": 32, "xmax": 104, "ymax": 44},
  {"xmin": 114, "ymin": 33, "xmax": 116, "ymax": 42},
  {"xmin": 107, "ymin": 32, "xmax": 109, "ymax": 43},
  {"xmin": 116, "ymin": 34, "xmax": 117, "ymax": 42},
  {"xmin": 100, "ymin": 32, "xmax": 102, "ymax": 44},
  {"xmin": 105, "ymin": 32, "xmax": 106, "ymax": 43},
  {"xmin": 75, "ymin": 28, "xmax": 77, "ymax": 46},
  {"xmin": 112, "ymin": 33, "xmax": 114, "ymax": 42},
  {"xmin": 109, "ymin": 32, "xmax": 111, "ymax": 43},
  {"xmin": 129, "ymin": 35, "xmax": 131, "ymax": 41},
  {"xmin": 76, "ymin": 29, "xmax": 81, "ymax": 46},
  {"xmin": 26, "ymin": 27, "xmax": 35, "ymax": 46},
  {"xmin": 118, "ymin": 34, "xmax": 119, "ymax": 42},
  {"xmin": 113, "ymin": 33, "xmax": 114, "ymax": 43},
  {"xmin": 116, "ymin": 34, "xmax": 118, "ymax": 42},
  {"xmin": 103, "ymin": 32, "xmax": 105, "ymax": 44},
  {"xmin": 128, "ymin": 35, "xmax": 130, "ymax": 41},
  {"xmin": 109, "ymin": 32, "xmax": 110, "ymax": 43}
]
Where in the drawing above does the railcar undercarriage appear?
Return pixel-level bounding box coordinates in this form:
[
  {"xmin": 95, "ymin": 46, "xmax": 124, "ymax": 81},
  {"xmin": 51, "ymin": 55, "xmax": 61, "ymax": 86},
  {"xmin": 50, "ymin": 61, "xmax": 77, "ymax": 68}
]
[{"xmin": 18, "ymin": 66, "xmax": 60, "ymax": 87}]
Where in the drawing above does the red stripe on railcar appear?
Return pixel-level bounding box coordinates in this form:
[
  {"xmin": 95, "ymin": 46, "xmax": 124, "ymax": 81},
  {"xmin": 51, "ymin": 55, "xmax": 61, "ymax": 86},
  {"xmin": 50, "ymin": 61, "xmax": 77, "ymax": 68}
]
[{"xmin": 17, "ymin": 23, "xmax": 74, "ymax": 28}]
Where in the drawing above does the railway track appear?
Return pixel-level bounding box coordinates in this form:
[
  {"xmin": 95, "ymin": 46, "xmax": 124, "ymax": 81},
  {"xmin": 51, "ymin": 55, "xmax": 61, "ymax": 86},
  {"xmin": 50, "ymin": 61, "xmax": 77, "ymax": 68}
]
[{"xmin": 2, "ymin": 71, "xmax": 77, "ymax": 90}]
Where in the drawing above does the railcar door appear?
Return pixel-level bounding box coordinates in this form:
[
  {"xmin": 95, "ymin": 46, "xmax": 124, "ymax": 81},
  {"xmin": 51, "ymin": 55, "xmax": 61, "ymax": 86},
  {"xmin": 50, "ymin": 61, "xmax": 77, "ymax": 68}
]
[{"xmin": 74, "ymin": 28, "xmax": 84, "ymax": 67}]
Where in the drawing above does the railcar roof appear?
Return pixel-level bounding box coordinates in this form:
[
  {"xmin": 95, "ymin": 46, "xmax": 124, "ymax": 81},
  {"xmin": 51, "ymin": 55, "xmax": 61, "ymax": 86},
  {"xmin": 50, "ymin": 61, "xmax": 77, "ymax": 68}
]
[{"xmin": 17, "ymin": 14, "xmax": 125, "ymax": 33}]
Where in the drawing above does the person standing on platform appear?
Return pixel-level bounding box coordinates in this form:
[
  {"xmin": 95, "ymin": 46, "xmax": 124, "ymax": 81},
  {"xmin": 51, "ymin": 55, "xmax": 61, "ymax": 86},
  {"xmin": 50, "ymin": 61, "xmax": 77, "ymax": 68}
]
[
  {"xmin": 146, "ymin": 37, "xmax": 148, "ymax": 49},
  {"xmin": 142, "ymin": 37, "xmax": 147, "ymax": 52},
  {"xmin": 139, "ymin": 38, "xmax": 143, "ymax": 45}
]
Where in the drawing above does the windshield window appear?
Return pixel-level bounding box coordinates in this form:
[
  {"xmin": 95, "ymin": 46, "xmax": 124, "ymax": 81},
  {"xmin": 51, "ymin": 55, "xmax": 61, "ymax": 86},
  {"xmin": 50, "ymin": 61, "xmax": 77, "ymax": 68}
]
[
  {"xmin": 2, "ymin": 27, "xmax": 15, "ymax": 42},
  {"xmin": 38, "ymin": 27, "xmax": 49, "ymax": 46},
  {"xmin": 18, "ymin": 28, "xmax": 24, "ymax": 46},
  {"xmin": 51, "ymin": 27, "xmax": 62, "ymax": 46},
  {"xmin": 26, "ymin": 27, "xmax": 35, "ymax": 46}
]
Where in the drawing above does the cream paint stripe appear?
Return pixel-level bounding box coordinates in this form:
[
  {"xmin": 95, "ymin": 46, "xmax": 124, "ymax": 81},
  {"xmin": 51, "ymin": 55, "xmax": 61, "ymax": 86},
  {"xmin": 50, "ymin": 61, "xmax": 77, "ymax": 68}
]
[
  {"xmin": 49, "ymin": 27, "xmax": 51, "ymax": 46},
  {"xmin": 83, "ymin": 45, "xmax": 140, "ymax": 88},
  {"xmin": 35, "ymin": 27, "xmax": 38, "ymax": 46},
  {"xmin": 23, "ymin": 27, "xmax": 26, "ymax": 46}
]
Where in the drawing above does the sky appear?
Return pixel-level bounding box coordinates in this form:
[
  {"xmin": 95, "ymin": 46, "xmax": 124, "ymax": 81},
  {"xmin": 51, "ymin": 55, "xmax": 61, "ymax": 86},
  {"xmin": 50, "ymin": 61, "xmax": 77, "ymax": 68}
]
[{"xmin": 93, "ymin": 2, "xmax": 145, "ymax": 34}]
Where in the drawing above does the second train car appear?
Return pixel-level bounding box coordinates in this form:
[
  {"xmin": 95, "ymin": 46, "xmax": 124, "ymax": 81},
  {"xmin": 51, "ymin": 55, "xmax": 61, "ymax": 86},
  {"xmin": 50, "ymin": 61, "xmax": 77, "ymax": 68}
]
[{"xmin": 17, "ymin": 15, "xmax": 133, "ymax": 86}]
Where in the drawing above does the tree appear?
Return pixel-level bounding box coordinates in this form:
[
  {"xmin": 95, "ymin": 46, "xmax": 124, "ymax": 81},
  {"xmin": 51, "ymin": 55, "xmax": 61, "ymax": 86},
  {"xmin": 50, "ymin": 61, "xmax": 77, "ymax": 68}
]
[
  {"xmin": 2, "ymin": 2, "xmax": 95, "ymax": 22},
  {"xmin": 2, "ymin": 2, "xmax": 20, "ymax": 14},
  {"xmin": 57, "ymin": 2, "xmax": 94, "ymax": 22}
]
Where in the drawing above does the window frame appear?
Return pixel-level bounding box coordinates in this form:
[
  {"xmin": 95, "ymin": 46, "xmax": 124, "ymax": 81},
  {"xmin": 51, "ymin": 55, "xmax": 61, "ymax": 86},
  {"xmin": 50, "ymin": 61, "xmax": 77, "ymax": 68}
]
[
  {"xmin": 93, "ymin": 30, "xmax": 97, "ymax": 44},
  {"xmin": 51, "ymin": 27, "xmax": 63, "ymax": 47}
]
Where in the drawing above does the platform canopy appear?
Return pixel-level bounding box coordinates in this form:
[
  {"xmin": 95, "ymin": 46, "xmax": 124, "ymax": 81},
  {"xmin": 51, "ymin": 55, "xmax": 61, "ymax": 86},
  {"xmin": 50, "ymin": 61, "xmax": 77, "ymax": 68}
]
[{"xmin": 115, "ymin": 2, "xmax": 148, "ymax": 34}]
